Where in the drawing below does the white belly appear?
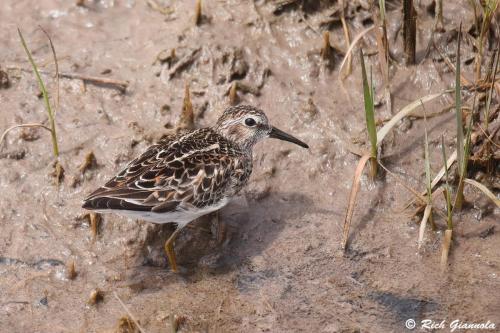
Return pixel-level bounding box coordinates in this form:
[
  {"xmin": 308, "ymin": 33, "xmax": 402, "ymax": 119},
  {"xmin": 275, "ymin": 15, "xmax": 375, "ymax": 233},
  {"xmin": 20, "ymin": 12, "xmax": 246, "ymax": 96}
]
[{"xmin": 94, "ymin": 197, "xmax": 230, "ymax": 229}]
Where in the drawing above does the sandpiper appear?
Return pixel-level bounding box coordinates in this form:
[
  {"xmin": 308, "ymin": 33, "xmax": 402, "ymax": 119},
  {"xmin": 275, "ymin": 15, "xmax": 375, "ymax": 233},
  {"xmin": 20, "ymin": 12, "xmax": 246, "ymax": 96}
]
[{"xmin": 82, "ymin": 105, "xmax": 308, "ymax": 271}]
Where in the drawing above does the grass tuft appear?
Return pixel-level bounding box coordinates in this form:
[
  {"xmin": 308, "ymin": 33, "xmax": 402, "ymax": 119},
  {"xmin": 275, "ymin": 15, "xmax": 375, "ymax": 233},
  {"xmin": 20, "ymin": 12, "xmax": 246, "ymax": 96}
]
[{"xmin": 341, "ymin": 89, "xmax": 451, "ymax": 251}]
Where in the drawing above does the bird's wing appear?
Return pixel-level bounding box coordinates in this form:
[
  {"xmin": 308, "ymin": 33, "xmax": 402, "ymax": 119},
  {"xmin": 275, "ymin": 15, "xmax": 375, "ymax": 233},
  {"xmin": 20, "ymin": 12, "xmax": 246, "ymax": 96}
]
[{"xmin": 82, "ymin": 129, "xmax": 250, "ymax": 213}]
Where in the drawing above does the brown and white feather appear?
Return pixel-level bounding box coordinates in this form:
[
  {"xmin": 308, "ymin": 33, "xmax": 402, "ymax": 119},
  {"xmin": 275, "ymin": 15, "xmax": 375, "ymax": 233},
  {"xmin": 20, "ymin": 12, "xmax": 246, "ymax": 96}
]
[{"xmin": 83, "ymin": 128, "xmax": 252, "ymax": 226}]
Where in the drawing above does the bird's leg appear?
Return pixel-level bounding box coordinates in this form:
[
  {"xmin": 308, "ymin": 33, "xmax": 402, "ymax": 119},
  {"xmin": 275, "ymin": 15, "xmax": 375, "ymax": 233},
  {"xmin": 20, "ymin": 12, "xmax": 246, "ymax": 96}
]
[
  {"xmin": 164, "ymin": 227, "xmax": 182, "ymax": 272},
  {"xmin": 214, "ymin": 211, "xmax": 227, "ymax": 245}
]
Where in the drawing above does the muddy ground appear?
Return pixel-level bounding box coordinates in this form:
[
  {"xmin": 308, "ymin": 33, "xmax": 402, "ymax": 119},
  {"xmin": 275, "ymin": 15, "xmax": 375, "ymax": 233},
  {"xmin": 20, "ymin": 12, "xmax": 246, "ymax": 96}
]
[{"xmin": 0, "ymin": 1, "xmax": 499, "ymax": 332}]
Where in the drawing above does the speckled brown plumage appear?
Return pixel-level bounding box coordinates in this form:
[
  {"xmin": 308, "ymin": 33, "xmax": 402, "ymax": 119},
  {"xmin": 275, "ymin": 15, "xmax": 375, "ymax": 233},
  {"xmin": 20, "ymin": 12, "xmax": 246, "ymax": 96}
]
[{"xmin": 82, "ymin": 128, "xmax": 252, "ymax": 217}]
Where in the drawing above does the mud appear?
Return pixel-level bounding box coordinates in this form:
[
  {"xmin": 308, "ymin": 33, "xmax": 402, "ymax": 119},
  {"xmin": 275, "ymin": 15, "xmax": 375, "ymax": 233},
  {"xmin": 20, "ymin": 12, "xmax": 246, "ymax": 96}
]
[{"xmin": 0, "ymin": 1, "xmax": 499, "ymax": 332}]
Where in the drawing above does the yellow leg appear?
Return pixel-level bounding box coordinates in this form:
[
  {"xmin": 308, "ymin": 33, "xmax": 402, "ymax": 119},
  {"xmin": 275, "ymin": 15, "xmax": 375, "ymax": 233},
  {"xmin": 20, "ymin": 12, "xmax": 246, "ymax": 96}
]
[
  {"xmin": 214, "ymin": 212, "xmax": 227, "ymax": 244},
  {"xmin": 164, "ymin": 228, "xmax": 182, "ymax": 272}
]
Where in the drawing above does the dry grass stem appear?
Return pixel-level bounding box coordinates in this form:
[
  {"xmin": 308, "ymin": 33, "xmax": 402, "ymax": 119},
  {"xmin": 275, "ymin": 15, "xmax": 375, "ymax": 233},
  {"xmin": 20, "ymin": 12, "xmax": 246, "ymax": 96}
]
[
  {"xmin": 418, "ymin": 204, "xmax": 432, "ymax": 249},
  {"xmin": 436, "ymin": 0, "xmax": 444, "ymax": 30},
  {"xmin": 166, "ymin": 48, "xmax": 201, "ymax": 80},
  {"xmin": 432, "ymin": 42, "xmax": 473, "ymax": 87},
  {"xmin": 464, "ymin": 178, "xmax": 500, "ymax": 207},
  {"xmin": 431, "ymin": 149, "xmax": 457, "ymax": 190},
  {"xmin": 377, "ymin": 92, "xmax": 448, "ymax": 144},
  {"xmin": 406, "ymin": 149, "xmax": 457, "ymax": 209},
  {"xmin": 66, "ymin": 260, "xmax": 77, "ymax": 280},
  {"xmin": 340, "ymin": 0, "xmax": 352, "ymax": 77},
  {"xmin": 8, "ymin": 66, "xmax": 129, "ymax": 92},
  {"xmin": 321, "ymin": 31, "xmax": 332, "ymax": 60},
  {"xmin": 195, "ymin": 0, "xmax": 202, "ymax": 26},
  {"xmin": 403, "ymin": 0, "xmax": 416, "ymax": 65},
  {"xmin": 338, "ymin": 26, "xmax": 375, "ymax": 80},
  {"xmin": 341, "ymin": 153, "xmax": 371, "ymax": 251},
  {"xmin": 56, "ymin": 71, "xmax": 128, "ymax": 93},
  {"xmin": 440, "ymin": 229, "xmax": 453, "ymax": 271},
  {"xmin": 0, "ymin": 123, "xmax": 51, "ymax": 151},
  {"xmin": 378, "ymin": 162, "xmax": 432, "ymax": 207},
  {"xmin": 229, "ymin": 81, "xmax": 238, "ymax": 105},
  {"xmin": 90, "ymin": 212, "xmax": 101, "ymax": 241}
]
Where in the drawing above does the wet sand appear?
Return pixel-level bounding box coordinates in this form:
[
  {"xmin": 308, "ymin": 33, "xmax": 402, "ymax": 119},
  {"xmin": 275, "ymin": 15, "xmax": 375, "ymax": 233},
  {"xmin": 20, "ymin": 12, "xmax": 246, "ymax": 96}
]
[{"xmin": 0, "ymin": 1, "xmax": 499, "ymax": 332}]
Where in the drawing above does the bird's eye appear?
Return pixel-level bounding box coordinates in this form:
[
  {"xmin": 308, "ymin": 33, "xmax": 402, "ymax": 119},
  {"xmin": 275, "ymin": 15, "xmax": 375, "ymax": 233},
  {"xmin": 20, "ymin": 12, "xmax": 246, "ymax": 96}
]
[{"xmin": 245, "ymin": 118, "xmax": 257, "ymax": 127}]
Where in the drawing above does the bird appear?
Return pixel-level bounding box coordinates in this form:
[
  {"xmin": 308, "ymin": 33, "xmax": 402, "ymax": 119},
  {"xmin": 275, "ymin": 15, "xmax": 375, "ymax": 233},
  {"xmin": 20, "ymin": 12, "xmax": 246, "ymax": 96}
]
[{"xmin": 82, "ymin": 105, "xmax": 309, "ymax": 272}]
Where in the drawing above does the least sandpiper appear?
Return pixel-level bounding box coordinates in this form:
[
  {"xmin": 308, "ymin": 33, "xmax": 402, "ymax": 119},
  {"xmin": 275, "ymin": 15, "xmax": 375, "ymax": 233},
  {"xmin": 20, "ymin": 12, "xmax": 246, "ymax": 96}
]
[{"xmin": 82, "ymin": 105, "xmax": 308, "ymax": 271}]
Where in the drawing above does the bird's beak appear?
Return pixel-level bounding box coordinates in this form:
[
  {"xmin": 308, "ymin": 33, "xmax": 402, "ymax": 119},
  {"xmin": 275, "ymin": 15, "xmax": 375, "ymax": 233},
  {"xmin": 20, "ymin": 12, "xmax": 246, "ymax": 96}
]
[{"xmin": 269, "ymin": 126, "xmax": 309, "ymax": 148}]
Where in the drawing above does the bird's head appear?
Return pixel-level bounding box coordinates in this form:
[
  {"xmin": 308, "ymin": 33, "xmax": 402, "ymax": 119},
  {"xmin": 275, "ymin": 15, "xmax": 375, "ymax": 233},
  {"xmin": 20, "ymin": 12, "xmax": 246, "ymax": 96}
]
[{"xmin": 214, "ymin": 105, "xmax": 309, "ymax": 150}]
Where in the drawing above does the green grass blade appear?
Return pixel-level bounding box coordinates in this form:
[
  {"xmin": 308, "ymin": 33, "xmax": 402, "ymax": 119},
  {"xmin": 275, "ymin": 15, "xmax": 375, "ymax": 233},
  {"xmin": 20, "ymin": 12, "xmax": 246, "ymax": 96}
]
[
  {"xmin": 18, "ymin": 28, "xmax": 59, "ymax": 158},
  {"xmin": 422, "ymin": 104, "xmax": 434, "ymax": 228},
  {"xmin": 441, "ymin": 135, "xmax": 453, "ymax": 229},
  {"xmin": 463, "ymin": 109, "xmax": 474, "ymax": 173},
  {"xmin": 359, "ymin": 48, "xmax": 377, "ymax": 177},
  {"xmin": 378, "ymin": 0, "xmax": 386, "ymax": 22},
  {"xmin": 422, "ymin": 108, "xmax": 432, "ymax": 203},
  {"xmin": 455, "ymin": 27, "xmax": 463, "ymax": 175},
  {"xmin": 369, "ymin": 68, "xmax": 377, "ymax": 159},
  {"xmin": 454, "ymin": 97, "xmax": 474, "ymax": 211}
]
